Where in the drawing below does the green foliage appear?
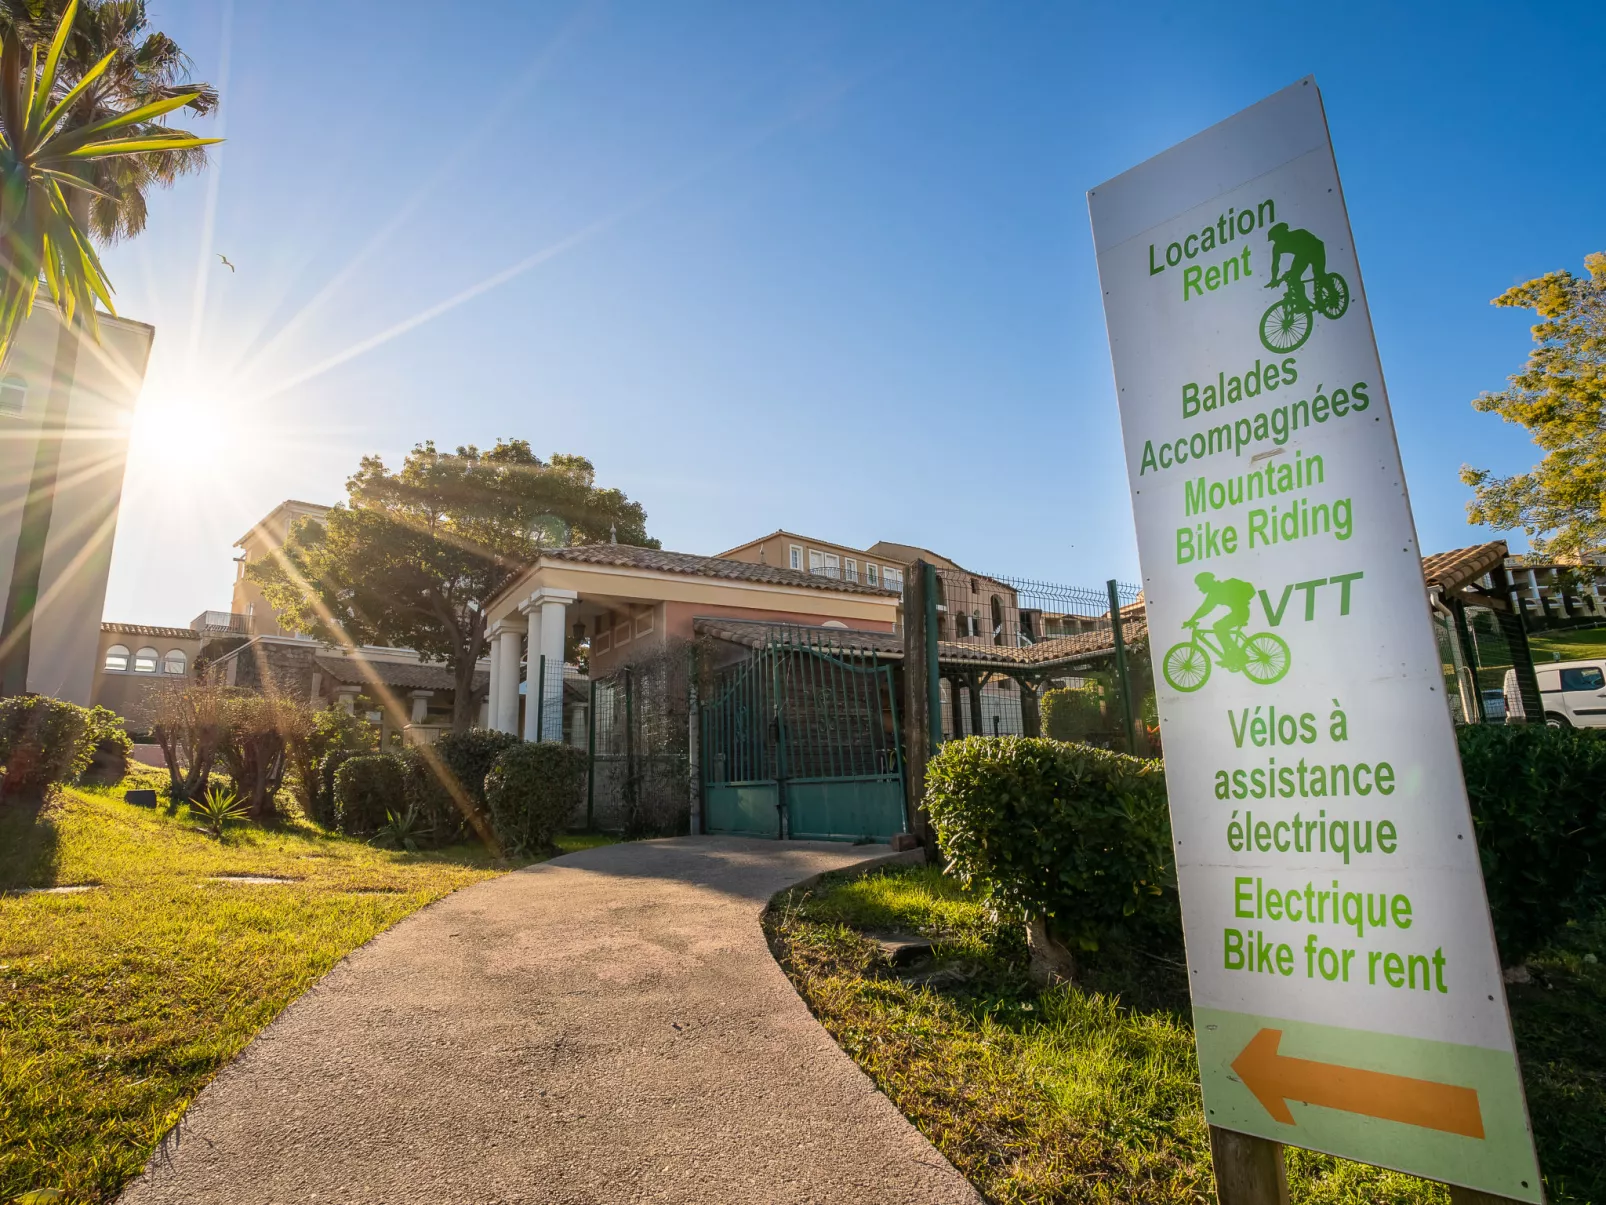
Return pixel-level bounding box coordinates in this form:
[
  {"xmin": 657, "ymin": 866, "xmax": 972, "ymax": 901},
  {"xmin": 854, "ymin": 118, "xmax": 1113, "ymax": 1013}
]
[
  {"xmin": 1461, "ymin": 252, "xmax": 1606, "ymax": 559},
  {"xmin": 312, "ymin": 748, "xmax": 358, "ymax": 828},
  {"xmin": 215, "ymin": 693, "xmax": 308, "ymax": 820},
  {"xmin": 484, "ymin": 741, "xmax": 587, "ymax": 855},
  {"xmin": 333, "ymin": 754, "xmax": 404, "ymax": 837},
  {"xmin": 188, "ymin": 784, "xmax": 247, "ymax": 839},
  {"xmin": 0, "ymin": 0, "xmax": 220, "ymax": 361},
  {"xmin": 925, "ymin": 736, "xmax": 1177, "ymax": 952},
  {"xmin": 246, "ymin": 440, "xmax": 658, "ymax": 732},
  {"xmin": 0, "ymin": 694, "xmax": 91, "ymax": 801},
  {"xmin": 389, "ymin": 746, "xmax": 462, "ymax": 845},
  {"xmin": 371, "ymin": 804, "xmax": 426, "ymax": 852},
  {"xmin": 433, "ymin": 728, "xmax": 519, "ymax": 813},
  {"xmin": 1040, "ymin": 683, "xmax": 1105, "ymax": 742},
  {"xmin": 1457, "ymin": 724, "xmax": 1606, "ymax": 968},
  {"xmin": 287, "ymin": 706, "xmax": 377, "ymax": 821},
  {"xmin": 77, "ymin": 705, "xmax": 132, "ymax": 784}
]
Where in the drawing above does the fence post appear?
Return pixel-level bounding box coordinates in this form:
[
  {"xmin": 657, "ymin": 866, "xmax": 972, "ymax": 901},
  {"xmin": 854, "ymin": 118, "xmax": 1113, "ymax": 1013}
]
[
  {"xmin": 1108, "ymin": 579, "xmax": 1139, "ymax": 753},
  {"xmin": 901, "ymin": 562, "xmax": 937, "ymax": 855},
  {"xmin": 1209, "ymin": 1126, "xmax": 1288, "ymax": 1205},
  {"xmin": 1451, "ymin": 602, "xmax": 1487, "ymax": 724},
  {"xmin": 687, "ymin": 646, "xmax": 701, "ymax": 836},
  {"xmin": 586, "ymin": 676, "xmax": 596, "ymax": 829},
  {"xmin": 535, "ymin": 654, "xmax": 547, "ymax": 742},
  {"xmin": 1491, "ymin": 565, "xmax": 1542, "ymax": 723},
  {"xmin": 624, "ymin": 666, "xmax": 636, "ymax": 830}
]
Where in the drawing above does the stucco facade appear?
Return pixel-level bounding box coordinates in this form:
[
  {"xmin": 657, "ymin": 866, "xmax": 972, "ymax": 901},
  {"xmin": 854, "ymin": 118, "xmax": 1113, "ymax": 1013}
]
[{"xmin": 0, "ymin": 304, "xmax": 155, "ymax": 704}]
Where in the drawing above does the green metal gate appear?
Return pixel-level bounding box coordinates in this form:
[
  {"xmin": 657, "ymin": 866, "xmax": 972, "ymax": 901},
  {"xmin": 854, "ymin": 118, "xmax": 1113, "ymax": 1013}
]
[{"xmin": 700, "ymin": 626, "xmax": 906, "ymax": 842}]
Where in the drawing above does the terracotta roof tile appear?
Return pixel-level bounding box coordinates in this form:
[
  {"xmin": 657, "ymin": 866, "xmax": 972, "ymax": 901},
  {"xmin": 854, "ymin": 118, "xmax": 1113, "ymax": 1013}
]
[
  {"xmin": 1421, "ymin": 541, "xmax": 1508, "ymax": 594},
  {"xmin": 313, "ymin": 655, "xmax": 486, "ymax": 693},
  {"xmin": 539, "ymin": 544, "xmax": 899, "ymax": 596},
  {"xmin": 102, "ymin": 622, "xmax": 200, "ymax": 640}
]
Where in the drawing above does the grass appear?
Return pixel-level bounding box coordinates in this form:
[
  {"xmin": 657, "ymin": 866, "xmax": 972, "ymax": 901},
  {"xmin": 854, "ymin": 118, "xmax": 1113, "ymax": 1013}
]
[
  {"xmin": 1528, "ymin": 626, "xmax": 1606, "ymax": 664},
  {"xmin": 0, "ymin": 772, "xmax": 613, "ymax": 1205},
  {"xmin": 766, "ymin": 865, "xmax": 1606, "ymax": 1205}
]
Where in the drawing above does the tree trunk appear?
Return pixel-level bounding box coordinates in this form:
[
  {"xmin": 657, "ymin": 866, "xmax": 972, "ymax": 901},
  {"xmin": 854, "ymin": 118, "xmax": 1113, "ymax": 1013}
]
[
  {"xmin": 0, "ymin": 311, "xmax": 82, "ymax": 695},
  {"xmin": 1025, "ymin": 914, "xmax": 1077, "ymax": 986}
]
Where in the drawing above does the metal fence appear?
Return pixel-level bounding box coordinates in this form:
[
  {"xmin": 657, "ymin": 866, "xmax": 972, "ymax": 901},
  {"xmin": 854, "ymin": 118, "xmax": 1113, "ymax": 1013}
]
[
  {"xmin": 1431, "ymin": 602, "xmax": 1540, "ymax": 726},
  {"xmin": 587, "ymin": 649, "xmax": 693, "ymax": 836},
  {"xmin": 925, "ymin": 566, "xmax": 1154, "ymax": 754}
]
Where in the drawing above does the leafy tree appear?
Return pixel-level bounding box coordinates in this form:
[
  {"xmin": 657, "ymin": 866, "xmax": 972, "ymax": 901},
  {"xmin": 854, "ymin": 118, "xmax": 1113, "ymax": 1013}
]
[
  {"xmin": 1461, "ymin": 252, "xmax": 1606, "ymax": 560},
  {"xmin": 0, "ymin": 0, "xmax": 218, "ymax": 696},
  {"xmin": 249, "ymin": 440, "xmax": 658, "ymax": 733}
]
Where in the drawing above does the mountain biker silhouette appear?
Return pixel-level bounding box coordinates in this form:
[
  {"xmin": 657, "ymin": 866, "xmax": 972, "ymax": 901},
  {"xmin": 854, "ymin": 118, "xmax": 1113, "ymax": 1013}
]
[
  {"xmin": 1266, "ymin": 221, "xmax": 1326, "ymax": 301},
  {"xmin": 1190, "ymin": 572, "xmax": 1256, "ymax": 670}
]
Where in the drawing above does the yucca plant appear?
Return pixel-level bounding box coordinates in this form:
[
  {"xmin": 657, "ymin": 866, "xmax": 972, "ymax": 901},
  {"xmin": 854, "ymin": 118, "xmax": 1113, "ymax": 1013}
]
[
  {"xmin": 190, "ymin": 783, "xmax": 247, "ymax": 840},
  {"xmin": 371, "ymin": 804, "xmax": 426, "ymax": 853},
  {"xmin": 0, "ymin": 0, "xmax": 218, "ymax": 354}
]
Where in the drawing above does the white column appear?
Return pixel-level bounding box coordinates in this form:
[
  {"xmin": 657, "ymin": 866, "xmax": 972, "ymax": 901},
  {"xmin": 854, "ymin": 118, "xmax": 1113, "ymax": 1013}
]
[
  {"xmin": 538, "ymin": 592, "xmax": 572, "ymax": 741},
  {"xmin": 521, "ymin": 600, "xmax": 543, "ymax": 741},
  {"xmin": 488, "ymin": 619, "xmax": 526, "ymax": 734}
]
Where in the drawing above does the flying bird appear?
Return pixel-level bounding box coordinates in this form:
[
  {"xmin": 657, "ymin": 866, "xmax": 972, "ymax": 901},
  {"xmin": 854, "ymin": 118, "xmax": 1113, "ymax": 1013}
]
[{"xmin": 218, "ymin": 254, "xmax": 235, "ymax": 272}]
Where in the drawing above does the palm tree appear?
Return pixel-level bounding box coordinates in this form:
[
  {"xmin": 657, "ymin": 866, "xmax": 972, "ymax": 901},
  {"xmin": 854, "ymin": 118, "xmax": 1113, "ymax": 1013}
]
[{"xmin": 0, "ymin": 0, "xmax": 218, "ymax": 695}]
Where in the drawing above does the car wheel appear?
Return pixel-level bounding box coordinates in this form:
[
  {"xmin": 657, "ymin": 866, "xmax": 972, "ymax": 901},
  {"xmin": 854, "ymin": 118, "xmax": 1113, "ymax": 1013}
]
[{"xmin": 1545, "ymin": 712, "xmax": 1571, "ymax": 728}]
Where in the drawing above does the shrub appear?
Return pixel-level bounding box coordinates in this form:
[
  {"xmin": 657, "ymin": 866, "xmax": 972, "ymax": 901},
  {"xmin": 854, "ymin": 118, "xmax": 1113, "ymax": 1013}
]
[
  {"xmin": 334, "ymin": 754, "xmax": 405, "ymax": 837},
  {"xmin": 0, "ymin": 695, "xmax": 92, "ymax": 802},
  {"xmin": 78, "ymin": 705, "xmax": 134, "ymax": 784},
  {"xmin": 484, "ymin": 742, "xmax": 587, "ymax": 855},
  {"xmin": 286, "ymin": 706, "xmax": 377, "ymax": 819},
  {"xmin": 434, "ymin": 728, "xmax": 520, "ymax": 813},
  {"xmin": 313, "ymin": 749, "xmax": 359, "ymax": 828},
  {"xmin": 1457, "ymin": 723, "xmax": 1606, "ymax": 968},
  {"xmin": 1040, "ymin": 684, "xmax": 1106, "ymax": 743},
  {"xmin": 925, "ymin": 736, "xmax": 1176, "ymax": 966},
  {"xmin": 394, "ymin": 746, "xmax": 465, "ymax": 845}
]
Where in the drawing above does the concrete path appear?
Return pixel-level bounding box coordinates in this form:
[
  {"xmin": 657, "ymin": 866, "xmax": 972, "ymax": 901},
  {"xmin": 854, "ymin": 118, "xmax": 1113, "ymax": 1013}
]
[{"xmin": 120, "ymin": 837, "xmax": 981, "ymax": 1205}]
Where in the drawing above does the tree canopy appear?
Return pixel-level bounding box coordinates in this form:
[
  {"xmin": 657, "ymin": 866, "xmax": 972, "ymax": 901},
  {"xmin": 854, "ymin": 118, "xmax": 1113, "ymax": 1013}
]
[
  {"xmin": 1462, "ymin": 252, "xmax": 1606, "ymax": 561},
  {"xmin": 248, "ymin": 441, "xmax": 657, "ymax": 732}
]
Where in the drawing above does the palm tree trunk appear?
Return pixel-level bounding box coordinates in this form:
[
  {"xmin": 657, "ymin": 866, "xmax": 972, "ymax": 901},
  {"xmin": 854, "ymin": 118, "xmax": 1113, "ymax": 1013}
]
[{"xmin": 0, "ymin": 307, "xmax": 82, "ymax": 695}]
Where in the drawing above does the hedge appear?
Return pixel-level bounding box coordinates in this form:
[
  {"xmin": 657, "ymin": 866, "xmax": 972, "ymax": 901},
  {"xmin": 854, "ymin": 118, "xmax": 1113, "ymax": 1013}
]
[
  {"xmin": 333, "ymin": 754, "xmax": 405, "ymax": 837},
  {"xmin": 395, "ymin": 746, "xmax": 465, "ymax": 845},
  {"xmin": 1458, "ymin": 723, "xmax": 1606, "ymax": 968},
  {"xmin": 925, "ymin": 736, "xmax": 1176, "ymax": 954},
  {"xmin": 433, "ymin": 729, "xmax": 520, "ymax": 814},
  {"xmin": 484, "ymin": 742, "xmax": 587, "ymax": 855},
  {"xmin": 313, "ymin": 749, "xmax": 360, "ymax": 828},
  {"xmin": 0, "ymin": 695, "xmax": 93, "ymax": 803}
]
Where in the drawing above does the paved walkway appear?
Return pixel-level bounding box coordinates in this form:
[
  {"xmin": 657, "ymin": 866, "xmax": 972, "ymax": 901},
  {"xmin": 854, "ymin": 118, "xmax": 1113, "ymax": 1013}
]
[{"xmin": 120, "ymin": 837, "xmax": 981, "ymax": 1205}]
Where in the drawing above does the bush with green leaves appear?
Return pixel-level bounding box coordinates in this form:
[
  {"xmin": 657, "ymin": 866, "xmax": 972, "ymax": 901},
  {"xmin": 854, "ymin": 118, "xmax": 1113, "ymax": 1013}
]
[
  {"xmin": 333, "ymin": 754, "xmax": 405, "ymax": 837},
  {"xmin": 78, "ymin": 704, "xmax": 134, "ymax": 784},
  {"xmin": 434, "ymin": 729, "xmax": 520, "ymax": 808},
  {"xmin": 311, "ymin": 748, "xmax": 360, "ymax": 828},
  {"xmin": 1040, "ymin": 683, "xmax": 1106, "ymax": 743},
  {"xmin": 0, "ymin": 694, "xmax": 92, "ymax": 802},
  {"xmin": 288, "ymin": 705, "xmax": 377, "ymax": 821},
  {"xmin": 394, "ymin": 746, "xmax": 466, "ymax": 844},
  {"xmin": 1457, "ymin": 723, "xmax": 1606, "ymax": 968},
  {"xmin": 484, "ymin": 741, "xmax": 587, "ymax": 855},
  {"xmin": 925, "ymin": 736, "xmax": 1176, "ymax": 961}
]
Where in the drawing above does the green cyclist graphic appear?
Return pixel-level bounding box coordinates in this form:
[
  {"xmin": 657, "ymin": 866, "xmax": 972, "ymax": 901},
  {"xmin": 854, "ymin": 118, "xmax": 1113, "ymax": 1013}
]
[
  {"xmin": 1258, "ymin": 220, "xmax": 1350, "ymax": 354},
  {"xmin": 1161, "ymin": 572, "xmax": 1291, "ymax": 692}
]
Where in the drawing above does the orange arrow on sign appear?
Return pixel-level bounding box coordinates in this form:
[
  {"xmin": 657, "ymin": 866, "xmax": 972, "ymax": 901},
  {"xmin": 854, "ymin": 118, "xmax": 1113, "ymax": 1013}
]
[{"xmin": 1232, "ymin": 1028, "xmax": 1484, "ymax": 1139}]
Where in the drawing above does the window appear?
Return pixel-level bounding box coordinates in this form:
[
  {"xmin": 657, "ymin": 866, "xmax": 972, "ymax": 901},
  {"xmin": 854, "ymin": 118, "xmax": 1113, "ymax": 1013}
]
[
  {"xmin": 133, "ymin": 646, "xmax": 159, "ymax": 673},
  {"xmin": 883, "ymin": 566, "xmax": 902, "ymax": 592},
  {"xmin": 1559, "ymin": 667, "xmax": 1605, "ymax": 692},
  {"xmin": 790, "ymin": 544, "xmax": 803, "ymax": 571},
  {"xmin": 103, "ymin": 644, "xmax": 129, "ymax": 672},
  {"xmin": 823, "ymin": 552, "xmax": 840, "ymax": 579},
  {"xmin": 845, "ymin": 558, "xmax": 858, "ymax": 583},
  {"xmin": 0, "ymin": 375, "xmax": 24, "ymax": 418},
  {"xmin": 163, "ymin": 649, "xmax": 187, "ymax": 675},
  {"xmin": 865, "ymin": 563, "xmax": 878, "ymax": 587},
  {"xmin": 809, "ymin": 549, "xmax": 824, "ymax": 575}
]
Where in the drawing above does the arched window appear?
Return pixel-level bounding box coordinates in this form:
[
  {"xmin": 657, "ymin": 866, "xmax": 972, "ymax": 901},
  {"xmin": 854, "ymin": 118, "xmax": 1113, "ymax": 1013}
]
[
  {"xmin": 163, "ymin": 649, "xmax": 187, "ymax": 675},
  {"xmin": 133, "ymin": 646, "xmax": 159, "ymax": 673},
  {"xmin": 0, "ymin": 374, "xmax": 24, "ymax": 418},
  {"xmin": 103, "ymin": 644, "xmax": 129, "ymax": 672}
]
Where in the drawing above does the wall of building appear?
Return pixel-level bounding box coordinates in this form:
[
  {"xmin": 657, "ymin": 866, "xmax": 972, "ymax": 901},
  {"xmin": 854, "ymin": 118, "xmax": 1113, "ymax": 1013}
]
[
  {"xmin": 230, "ymin": 500, "xmax": 329, "ymax": 636},
  {"xmin": 91, "ymin": 625, "xmax": 202, "ymax": 735},
  {"xmin": 720, "ymin": 532, "xmax": 909, "ymax": 590},
  {"xmin": 585, "ymin": 599, "xmax": 898, "ymax": 674},
  {"xmin": 0, "ymin": 305, "xmax": 154, "ymax": 704}
]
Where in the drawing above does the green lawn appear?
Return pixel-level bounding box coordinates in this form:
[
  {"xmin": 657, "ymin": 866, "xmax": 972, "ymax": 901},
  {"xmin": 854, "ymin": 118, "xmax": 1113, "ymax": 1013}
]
[
  {"xmin": 767, "ymin": 866, "xmax": 1606, "ymax": 1205},
  {"xmin": 0, "ymin": 776, "xmax": 613, "ymax": 1205},
  {"xmin": 1528, "ymin": 626, "xmax": 1606, "ymax": 664}
]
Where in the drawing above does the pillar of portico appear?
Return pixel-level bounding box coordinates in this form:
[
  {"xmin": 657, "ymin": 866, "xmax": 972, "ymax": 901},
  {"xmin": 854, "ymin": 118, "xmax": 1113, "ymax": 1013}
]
[
  {"xmin": 523, "ymin": 587, "xmax": 577, "ymax": 741},
  {"xmin": 488, "ymin": 618, "xmax": 527, "ymax": 734}
]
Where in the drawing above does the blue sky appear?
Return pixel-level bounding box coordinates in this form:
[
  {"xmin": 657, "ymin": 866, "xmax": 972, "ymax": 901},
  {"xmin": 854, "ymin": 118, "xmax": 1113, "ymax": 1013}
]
[{"xmin": 100, "ymin": 0, "xmax": 1606, "ymax": 625}]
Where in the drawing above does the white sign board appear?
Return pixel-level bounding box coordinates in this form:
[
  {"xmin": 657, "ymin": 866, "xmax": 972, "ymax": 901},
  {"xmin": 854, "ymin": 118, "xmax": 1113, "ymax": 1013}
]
[{"xmin": 1088, "ymin": 79, "xmax": 1542, "ymax": 1200}]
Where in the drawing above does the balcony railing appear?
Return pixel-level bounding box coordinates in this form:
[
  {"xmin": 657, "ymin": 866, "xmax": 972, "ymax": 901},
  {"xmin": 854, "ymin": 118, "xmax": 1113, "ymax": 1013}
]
[{"xmin": 190, "ymin": 610, "xmax": 248, "ymax": 635}]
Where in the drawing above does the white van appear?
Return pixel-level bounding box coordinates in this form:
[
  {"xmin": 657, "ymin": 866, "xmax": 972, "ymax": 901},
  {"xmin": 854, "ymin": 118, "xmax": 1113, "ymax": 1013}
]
[{"xmin": 1535, "ymin": 659, "xmax": 1606, "ymax": 728}]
